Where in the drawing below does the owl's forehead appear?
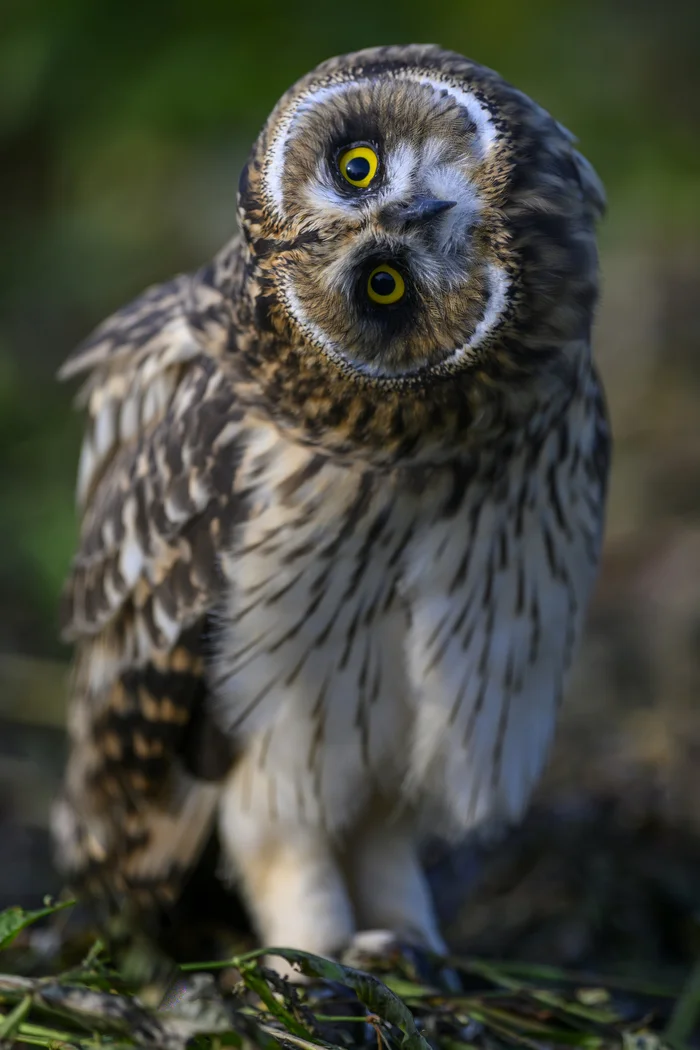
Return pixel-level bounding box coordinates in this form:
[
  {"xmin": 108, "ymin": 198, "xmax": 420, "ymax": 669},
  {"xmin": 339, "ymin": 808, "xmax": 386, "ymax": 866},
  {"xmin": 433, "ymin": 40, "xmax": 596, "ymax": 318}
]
[{"xmin": 262, "ymin": 72, "xmax": 501, "ymax": 220}]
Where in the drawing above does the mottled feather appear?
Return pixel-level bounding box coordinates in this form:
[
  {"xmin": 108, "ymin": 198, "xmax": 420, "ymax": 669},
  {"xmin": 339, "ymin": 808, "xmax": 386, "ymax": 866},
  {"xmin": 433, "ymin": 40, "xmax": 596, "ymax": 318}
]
[
  {"xmin": 54, "ymin": 46, "xmax": 610, "ymax": 963},
  {"xmin": 55, "ymin": 266, "xmax": 245, "ymax": 901}
]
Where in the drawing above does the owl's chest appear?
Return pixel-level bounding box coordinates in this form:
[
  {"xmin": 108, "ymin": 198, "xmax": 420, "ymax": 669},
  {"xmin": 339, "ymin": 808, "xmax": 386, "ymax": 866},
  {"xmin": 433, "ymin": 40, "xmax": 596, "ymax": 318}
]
[
  {"xmin": 211, "ymin": 414, "xmax": 600, "ymax": 830},
  {"xmin": 213, "ymin": 439, "xmax": 481, "ymax": 824},
  {"xmin": 214, "ymin": 433, "xmax": 495, "ymax": 734}
]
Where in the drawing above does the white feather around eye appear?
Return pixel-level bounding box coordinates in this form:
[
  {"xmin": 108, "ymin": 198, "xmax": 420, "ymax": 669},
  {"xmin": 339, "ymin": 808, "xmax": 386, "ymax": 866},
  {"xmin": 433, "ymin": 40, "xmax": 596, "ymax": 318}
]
[
  {"xmin": 447, "ymin": 263, "xmax": 511, "ymax": 366},
  {"xmin": 263, "ymin": 74, "xmax": 499, "ymax": 221}
]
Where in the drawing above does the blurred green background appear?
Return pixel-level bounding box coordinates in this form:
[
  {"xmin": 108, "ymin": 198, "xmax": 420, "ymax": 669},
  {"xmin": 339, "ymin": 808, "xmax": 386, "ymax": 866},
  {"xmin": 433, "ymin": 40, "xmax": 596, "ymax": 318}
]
[{"xmin": 2, "ymin": 0, "xmax": 700, "ymax": 974}]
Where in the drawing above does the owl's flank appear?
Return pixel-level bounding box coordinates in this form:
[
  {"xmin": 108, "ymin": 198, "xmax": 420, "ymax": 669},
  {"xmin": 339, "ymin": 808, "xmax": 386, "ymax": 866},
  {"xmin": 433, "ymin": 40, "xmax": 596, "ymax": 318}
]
[{"xmin": 53, "ymin": 44, "xmax": 610, "ymax": 971}]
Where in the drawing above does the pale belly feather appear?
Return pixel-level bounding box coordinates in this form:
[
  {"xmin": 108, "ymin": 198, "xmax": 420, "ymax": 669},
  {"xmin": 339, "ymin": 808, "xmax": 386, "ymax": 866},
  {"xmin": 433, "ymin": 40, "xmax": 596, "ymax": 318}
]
[{"xmin": 214, "ymin": 400, "xmax": 602, "ymax": 845}]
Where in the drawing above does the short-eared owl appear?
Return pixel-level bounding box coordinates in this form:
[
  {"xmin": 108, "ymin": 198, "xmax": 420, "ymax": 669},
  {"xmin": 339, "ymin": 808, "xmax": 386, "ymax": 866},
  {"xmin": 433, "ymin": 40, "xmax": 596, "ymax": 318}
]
[{"xmin": 53, "ymin": 44, "xmax": 609, "ymax": 965}]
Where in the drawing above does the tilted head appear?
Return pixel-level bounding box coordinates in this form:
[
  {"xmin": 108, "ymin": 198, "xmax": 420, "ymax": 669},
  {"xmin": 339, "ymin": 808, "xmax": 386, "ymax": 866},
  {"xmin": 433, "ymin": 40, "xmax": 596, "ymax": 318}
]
[{"xmin": 233, "ymin": 45, "xmax": 605, "ymax": 453}]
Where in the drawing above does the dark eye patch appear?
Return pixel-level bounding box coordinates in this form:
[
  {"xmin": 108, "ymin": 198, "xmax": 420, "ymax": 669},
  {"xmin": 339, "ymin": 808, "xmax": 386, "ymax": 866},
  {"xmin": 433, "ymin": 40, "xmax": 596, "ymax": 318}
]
[
  {"xmin": 353, "ymin": 252, "xmax": 417, "ymax": 336},
  {"xmin": 331, "ymin": 137, "xmax": 384, "ymax": 194}
]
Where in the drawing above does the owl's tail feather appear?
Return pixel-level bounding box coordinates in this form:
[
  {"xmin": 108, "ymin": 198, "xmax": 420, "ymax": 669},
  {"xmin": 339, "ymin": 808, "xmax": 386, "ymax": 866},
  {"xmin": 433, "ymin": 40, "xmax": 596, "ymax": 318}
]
[
  {"xmin": 50, "ymin": 777, "xmax": 254, "ymax": 968},
  {"xmin": 52, "ymin": 776, "xmax": 219, "ymax": 899}
]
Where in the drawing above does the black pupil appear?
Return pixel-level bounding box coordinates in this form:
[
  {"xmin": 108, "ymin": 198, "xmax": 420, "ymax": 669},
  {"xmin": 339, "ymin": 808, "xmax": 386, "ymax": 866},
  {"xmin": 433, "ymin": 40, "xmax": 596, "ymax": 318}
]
[
  {"xmin": 345, "ymin": 155, "xmax": 371, "ymax": 182},
  {"xmin": 370, "ymin": 271, "xmax": 396, "ymax": 297}
]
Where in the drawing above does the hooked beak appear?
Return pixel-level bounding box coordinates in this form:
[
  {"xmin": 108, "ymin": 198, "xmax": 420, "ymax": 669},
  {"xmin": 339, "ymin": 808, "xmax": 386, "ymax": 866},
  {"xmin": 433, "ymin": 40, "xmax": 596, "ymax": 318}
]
[{"xmin": 393, "ymin": 196, "xmax": 458, "ymax": 227}]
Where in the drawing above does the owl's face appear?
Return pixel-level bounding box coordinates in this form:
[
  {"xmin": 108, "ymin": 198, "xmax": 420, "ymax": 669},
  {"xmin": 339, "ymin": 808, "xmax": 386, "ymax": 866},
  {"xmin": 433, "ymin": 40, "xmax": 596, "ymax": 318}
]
[{"xmin": 238, "ymin": 46, "xmax": 604, "ymax": 397}]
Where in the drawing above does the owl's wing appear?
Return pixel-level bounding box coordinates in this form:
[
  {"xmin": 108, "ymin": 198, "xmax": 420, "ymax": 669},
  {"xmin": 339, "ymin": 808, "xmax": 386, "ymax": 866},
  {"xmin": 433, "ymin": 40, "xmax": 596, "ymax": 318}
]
[{"xmin": 53, "ymin": 257, "xmax": 246, "ymax": 907}]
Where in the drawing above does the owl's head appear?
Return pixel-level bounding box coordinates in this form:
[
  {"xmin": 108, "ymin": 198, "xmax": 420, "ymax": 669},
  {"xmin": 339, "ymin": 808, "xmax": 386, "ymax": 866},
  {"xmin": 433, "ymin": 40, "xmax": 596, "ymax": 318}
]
[{"xmin": 235, "ymin": 45, "xmax": 605, "ymax": 445}]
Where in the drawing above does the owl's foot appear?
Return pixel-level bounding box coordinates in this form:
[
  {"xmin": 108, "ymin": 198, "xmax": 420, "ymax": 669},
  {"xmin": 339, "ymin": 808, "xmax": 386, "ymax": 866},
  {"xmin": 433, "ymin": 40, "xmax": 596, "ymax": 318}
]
[
  {"xmin": 342, "ymin": 927, "xmax": 402, "ymax": 965},
  {"xmin": 262, "ymin": 933, "xmax": 393, "ymax": 983},
  {"xmin": 262, "ymin": 950, "xmax": 311, "ymax": 983},
  {"xmin": 342, "ymin": 929, "xmax": 461, "ymax": 992},
  {"xmin": 266, "ymin": 929, "xmax": 458, "ymax": 989}
]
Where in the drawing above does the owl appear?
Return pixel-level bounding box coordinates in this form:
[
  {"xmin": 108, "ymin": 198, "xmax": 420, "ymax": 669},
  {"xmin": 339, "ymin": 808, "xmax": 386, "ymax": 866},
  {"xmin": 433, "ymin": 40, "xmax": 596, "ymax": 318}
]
[{"xmin": 52, "ymin": 44, "xmax": 610, "ymax": 970}]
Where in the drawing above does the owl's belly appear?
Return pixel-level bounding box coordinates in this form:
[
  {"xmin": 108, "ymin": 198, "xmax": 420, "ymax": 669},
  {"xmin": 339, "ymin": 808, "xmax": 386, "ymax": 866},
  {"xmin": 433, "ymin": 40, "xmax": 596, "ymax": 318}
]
[
  {"xmin": 215, "ymin": 442, "xmax": 421, "ymax": 832},
  {"xmin": 217, "ymin": 579, "xmax": 415, "ymax": 832}
]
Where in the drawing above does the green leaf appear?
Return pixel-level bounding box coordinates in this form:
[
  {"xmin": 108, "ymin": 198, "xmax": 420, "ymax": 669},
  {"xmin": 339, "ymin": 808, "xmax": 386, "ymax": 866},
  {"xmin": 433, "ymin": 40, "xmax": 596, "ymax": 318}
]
[
  {"xmin": 0, "ymin": 899, "xmax": 75, "ymax": 950},
  {"xmin": 253, "ymin": 948, "xmax": 432, "ymax": 1050},
  {"xmin": 0, "ymin": 993, "xmax": 32, "ymax": 1040}
]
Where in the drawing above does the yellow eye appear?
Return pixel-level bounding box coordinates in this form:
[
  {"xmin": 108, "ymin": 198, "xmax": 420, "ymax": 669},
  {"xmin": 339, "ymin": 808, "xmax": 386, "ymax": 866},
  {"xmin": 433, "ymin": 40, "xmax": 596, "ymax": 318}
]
[
  {"xmin": 367, "ymin": 265, "xmax": 405, "ymax": 305},
  {"xmin": 339, "ymin": 145, "xmax": 378, "ymax": 188}
]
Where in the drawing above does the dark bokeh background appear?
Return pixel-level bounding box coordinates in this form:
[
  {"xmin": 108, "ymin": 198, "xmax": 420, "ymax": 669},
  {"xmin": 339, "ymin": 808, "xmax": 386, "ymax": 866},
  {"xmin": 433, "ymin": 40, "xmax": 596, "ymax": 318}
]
[{"xmin": 2, "ymin": 0, "xmax": 699, "ymax": 979}]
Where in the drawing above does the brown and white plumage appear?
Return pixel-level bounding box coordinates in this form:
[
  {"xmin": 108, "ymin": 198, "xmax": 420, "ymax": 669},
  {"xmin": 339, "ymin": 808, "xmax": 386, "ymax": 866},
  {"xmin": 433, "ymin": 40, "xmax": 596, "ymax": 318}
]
[
  {"xmin": 53, "ymin": 45, "xmax": 610, "ymax": 963},
  {"xmin": 54, "ymin": 266, "xmax": 242, "ymax": 901}
]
